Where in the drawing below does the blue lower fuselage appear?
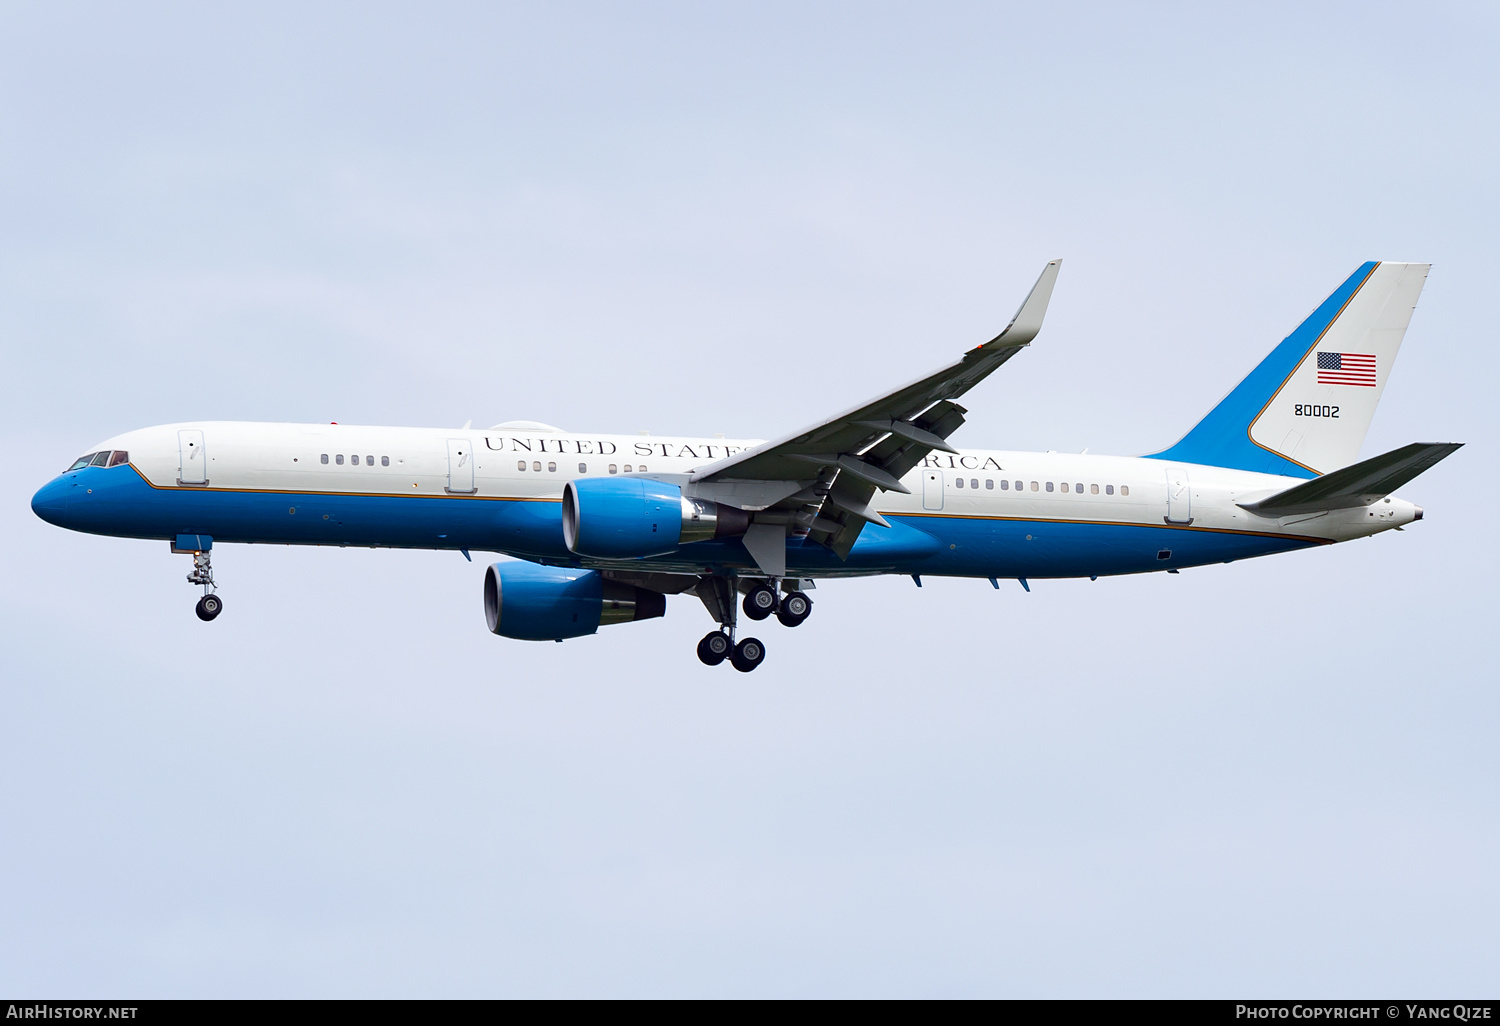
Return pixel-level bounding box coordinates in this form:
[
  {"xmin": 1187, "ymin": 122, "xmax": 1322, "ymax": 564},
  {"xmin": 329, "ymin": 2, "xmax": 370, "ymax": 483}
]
[{"xmin": 32, "ymin": 464, "xmax": 1319, "ymax": 579}]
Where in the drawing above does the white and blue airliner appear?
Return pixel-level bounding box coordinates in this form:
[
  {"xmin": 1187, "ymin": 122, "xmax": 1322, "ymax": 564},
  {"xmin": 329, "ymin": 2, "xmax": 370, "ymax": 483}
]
[{"xmin": 31, "ymin": 261, "xmax": 1460, "ymax": 671}]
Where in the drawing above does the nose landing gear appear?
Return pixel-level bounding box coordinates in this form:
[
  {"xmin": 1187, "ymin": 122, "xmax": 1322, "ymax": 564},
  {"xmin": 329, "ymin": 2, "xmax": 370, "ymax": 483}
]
[
  {"xmin": 182, "ymin": 546, "xmax": 222, "ymax": 621},
  {"xmin": 195, "ymin": 593, "xmax": 223, "ymax": 621}
]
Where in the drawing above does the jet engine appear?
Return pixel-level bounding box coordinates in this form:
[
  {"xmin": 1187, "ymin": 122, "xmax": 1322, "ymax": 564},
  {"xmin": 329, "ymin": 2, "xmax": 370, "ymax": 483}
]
[
  {"xmin": 561, "ymin": 478, "xmax": 750, "ymax": 558},
  {"xmin": 484, "ymin": 561, "xmax": 666, "ymax": 641}
]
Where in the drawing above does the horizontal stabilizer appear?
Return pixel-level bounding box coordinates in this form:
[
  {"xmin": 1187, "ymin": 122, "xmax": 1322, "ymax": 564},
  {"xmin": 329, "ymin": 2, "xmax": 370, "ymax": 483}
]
[{"xmin": 1240, "ymin": 442, "xmax": 1462, "ymax": 516}]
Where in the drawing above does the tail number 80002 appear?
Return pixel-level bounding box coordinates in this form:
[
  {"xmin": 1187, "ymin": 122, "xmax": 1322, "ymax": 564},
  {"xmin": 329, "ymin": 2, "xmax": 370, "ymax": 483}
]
[{"xmin": 1293, "ymin": 404, "xmax": 1339, "ymax": 418}]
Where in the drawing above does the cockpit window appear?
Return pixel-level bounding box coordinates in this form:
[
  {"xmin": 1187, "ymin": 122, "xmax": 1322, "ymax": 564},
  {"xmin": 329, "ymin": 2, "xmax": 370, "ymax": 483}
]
[{"xmin": 67, "ymin": 450, "xmax": 130, "ymax": 472}]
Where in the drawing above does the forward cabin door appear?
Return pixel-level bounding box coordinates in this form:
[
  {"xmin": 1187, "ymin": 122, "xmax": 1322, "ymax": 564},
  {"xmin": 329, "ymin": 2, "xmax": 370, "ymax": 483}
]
[
  {"xmin": 177, "ymin": 429, "xmax": 207, "ymax": 485},
  {"xmin": 1164, "ymin": 466, "xmax": 1192, "ymax": 524},
  {"xmin": 447, "ymin": 438, "xmax": 477, "ymax": 494},
  {"xmin": 922, "ymin": 469, "xmax": 944, "ymax": 511}
]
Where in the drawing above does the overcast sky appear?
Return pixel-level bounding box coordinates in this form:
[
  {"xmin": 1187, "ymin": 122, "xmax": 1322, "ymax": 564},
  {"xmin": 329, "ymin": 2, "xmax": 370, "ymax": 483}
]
[{"xmin": 2, "ymin": 1, "xmax": 1496, "ymax": 997}]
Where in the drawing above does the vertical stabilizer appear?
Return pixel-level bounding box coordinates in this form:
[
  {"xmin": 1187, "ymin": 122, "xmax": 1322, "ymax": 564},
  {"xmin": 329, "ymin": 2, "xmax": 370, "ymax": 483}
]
[{"xmin": 1148, "ymin": 262, "xmax": 1429, "ymax": 477}]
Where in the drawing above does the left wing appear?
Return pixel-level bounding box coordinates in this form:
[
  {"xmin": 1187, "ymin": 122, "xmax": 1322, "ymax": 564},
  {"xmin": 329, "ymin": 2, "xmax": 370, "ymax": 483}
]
[{"xmin": 687, "ymin": 259, "xmax": 1061, "ymax": 566}]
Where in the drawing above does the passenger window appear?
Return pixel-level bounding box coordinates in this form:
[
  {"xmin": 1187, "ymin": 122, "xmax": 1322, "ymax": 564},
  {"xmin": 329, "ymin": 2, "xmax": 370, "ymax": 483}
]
[
  {"xmin": 1030, "ymin": 481, "xmax": 1038, "ymax": 491},
  {"xmin": 336, "ymin": 454, "xmax": 344, "ymax": 465},
  {"xmin": 624, "ymin": 464, "xmax": 633, "ymax": 473},
  {"xmin": 985, "ymin": 479, "xmax": 994, "ymax": 490},
  {"xmin": 638, "ymin": 464, "xmax": 647, "ymax": 472},
  {"xmin": 1075, "ymin": 482, "xmax": 1083, "ymax": 493},
  {"xmin": 532, "ymin": 461, "xmax": 541, "ymax": 472},
  {"xmin": 321, "ymin": 454, "xmax": 329, "ymax": 464},
  {"xmin": 548, "ymin": 462, "xmax": 557, "ymax": 472},
  {"xmin": 366, "ymin": 455, "xmax": 374, "ymax": 466},
  {"xmin": 1090, "ymin": 483, "xmax": 1098, "ymax": 494},
  {"xmin": 578, "ymin": 463, "xmax": 587, "ymax": 473},
  {"xmin": 1121, "ymin": 485, "xmax": 1130, "ymax": 496},
  {"xmin": 517, "ymin": 461, "xmax": 526, "ymax": 471},
  {"xmin": 1060, "ymin": 482, "xmax": 1068, "ymax": 493},
  {"xmin": 108, "ymin": 451, "xmax": 129, "ymax": 467},
  {"xmin": 1105, "ymin": 484, "xmax": 1114, "ymax": 495},
  {"xmin": 1001, "ymin": 479, "xmax": 1009, "ymax": 490},
  {"xmin": 970, "ymin": 478, "xmax": 978, "ymax": 489},
  {"xmin": 1045, "ymin": 481, "xmax": 1054, "ymax": 492},
  {"xmin": 1015, "ymin": 481, "xmax": 1023, "ymax": 491},
  {"xmin": 381, "ymin": 456, "xmax": 389, "ymax": 467},
  {"xmin": 955, "ymin": 477, "xmax": 964, "ymax": 489},
  {"xmin": 609, "ymin": 464, "xmax": 618, "ymax": 474}
]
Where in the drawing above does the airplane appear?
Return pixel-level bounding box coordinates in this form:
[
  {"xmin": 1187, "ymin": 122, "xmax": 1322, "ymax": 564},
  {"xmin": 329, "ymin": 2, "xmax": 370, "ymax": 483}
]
[{"xmin": 31, "ymin": 260, "xmax": 1461, "ymax": 672}]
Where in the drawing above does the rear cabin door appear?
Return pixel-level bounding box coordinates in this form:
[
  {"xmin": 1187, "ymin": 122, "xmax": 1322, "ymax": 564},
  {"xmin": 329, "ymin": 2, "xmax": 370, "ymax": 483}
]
[
  {"xmin": 447, "ymin": 438, "xmax": 476, "ymax": 494},
  {"xmin": 922, "ymin": 469, "xmax": 944, "ymax": 511},
  {"xmin": 177, "ymin": 429, "xmax": 207, "ymax": 485},
  {"xmin": 1165, "ymin": 466, "xmax": 1192, "ymax": 524}
]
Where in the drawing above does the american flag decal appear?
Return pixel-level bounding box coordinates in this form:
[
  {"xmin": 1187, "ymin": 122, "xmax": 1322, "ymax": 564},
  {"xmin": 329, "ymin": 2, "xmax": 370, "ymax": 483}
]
[{"xmin": 1316, "ymin": 351, "xmax": 1377, "ymax": 387}]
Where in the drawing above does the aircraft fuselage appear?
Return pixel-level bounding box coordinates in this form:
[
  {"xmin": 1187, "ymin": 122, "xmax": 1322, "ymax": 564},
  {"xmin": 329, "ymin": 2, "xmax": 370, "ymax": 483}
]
[{"xmin": 32, "ymin": 420, "xmax": 1421, "ymax": 582}]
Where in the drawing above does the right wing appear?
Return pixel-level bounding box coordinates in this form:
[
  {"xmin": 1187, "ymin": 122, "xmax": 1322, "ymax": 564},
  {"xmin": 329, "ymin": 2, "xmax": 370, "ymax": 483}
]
[{"xmin": 687, "ymin": 260, "xmax": 1061, "ymax": 565}]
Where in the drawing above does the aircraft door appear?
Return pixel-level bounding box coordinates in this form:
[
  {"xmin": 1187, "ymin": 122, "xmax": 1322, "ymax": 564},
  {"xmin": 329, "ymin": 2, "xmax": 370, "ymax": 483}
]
[
  {"xmin": 1165, "ymin": 466, "xmax": 1192, "ymax": 524},
  {"xmin": 447, "ymin": 438, "xmax": 477, "ymax": 494},
  {"xmin": 922, "ymin": 469, "xmax": 944, "ymax": 511},
  {"xmin": 177, "ymin": 429, "xmax": 207, "ymax": 485}
]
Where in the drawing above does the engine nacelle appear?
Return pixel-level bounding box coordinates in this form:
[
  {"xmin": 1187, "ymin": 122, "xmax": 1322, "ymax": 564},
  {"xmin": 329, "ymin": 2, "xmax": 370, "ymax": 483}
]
[
  {"xmin": 562, "ymin": 478, "xmax": 750, "ymax": 558},
  {"xmin": 484, "ymin": 562, "xmax": 666, "ymax": 641}
]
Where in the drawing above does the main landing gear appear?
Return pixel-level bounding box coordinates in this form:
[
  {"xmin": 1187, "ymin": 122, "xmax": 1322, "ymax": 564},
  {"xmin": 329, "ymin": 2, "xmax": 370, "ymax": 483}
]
[
  {"xmin": 742, "ymin": 582, "xmax": 813, "ymax": 628},
  {"xmin": 186, "ymin": 549, "xmax": 222, "ymax": 622},
  {"xmin": 696, "ymin": 630, "xmax": 765, "ymax": 672},
  {"xmin": 694, "ymin": 578, "xmax": 814, "ymax": 672}
]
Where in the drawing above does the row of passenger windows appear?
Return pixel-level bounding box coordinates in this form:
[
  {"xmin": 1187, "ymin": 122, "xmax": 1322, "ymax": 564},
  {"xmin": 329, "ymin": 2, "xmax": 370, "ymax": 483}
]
[
  {"xmin": 519, "ymin": 461, "xmax": 647, "ymax": 474},
  {"xmin": 308, "ymin": 452, "xmax": 1123, "ymax": 495},
  {"xmin": 65, "ymin": 450, "xmax": 130, "ymax": 471},
  {"xmin": 953, "ymin": 477, "xmax": 1129, "ymax": 496},
  {"xmin": 316, "ymin": 454, "xmax": 646, "ymax": 473},
  {"xmin": 321, "ymin": 454, "xmax": 389, "ymax": 466}
]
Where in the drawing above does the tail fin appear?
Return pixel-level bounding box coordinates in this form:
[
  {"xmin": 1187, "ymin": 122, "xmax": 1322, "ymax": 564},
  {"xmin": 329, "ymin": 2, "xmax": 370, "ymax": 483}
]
[{"xmin": 1148, "ymin": 261, "xmax": 1430, "ymax": 478}]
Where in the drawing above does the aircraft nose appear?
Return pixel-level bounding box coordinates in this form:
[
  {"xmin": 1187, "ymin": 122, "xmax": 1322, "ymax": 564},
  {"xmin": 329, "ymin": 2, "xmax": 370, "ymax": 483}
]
[{"xmin": 31, "ymin": 477, "xmax": 70, "ymax": 526}]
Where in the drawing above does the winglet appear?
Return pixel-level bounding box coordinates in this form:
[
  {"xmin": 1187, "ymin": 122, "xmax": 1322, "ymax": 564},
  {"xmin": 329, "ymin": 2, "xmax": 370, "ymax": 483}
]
[{"xmin": 981, "ymin": 259, "xmax": 1061, "ymax": 350}]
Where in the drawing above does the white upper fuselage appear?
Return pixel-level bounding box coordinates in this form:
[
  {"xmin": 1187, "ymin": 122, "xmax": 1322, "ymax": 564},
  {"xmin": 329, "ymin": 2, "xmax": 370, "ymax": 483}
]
[{"xmin": 90, "ymin": 420, "xmax": 1422, "ymax": 550}]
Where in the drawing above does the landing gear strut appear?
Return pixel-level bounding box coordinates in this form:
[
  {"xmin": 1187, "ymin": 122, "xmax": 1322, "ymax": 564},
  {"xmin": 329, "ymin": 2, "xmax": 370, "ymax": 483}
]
[{"xmin": 186, "ymin": 549, "xmax": 222, "ymax": 621}]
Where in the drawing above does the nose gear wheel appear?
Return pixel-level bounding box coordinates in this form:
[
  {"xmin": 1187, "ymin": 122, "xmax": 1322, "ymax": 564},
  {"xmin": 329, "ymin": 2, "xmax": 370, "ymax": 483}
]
[{"xmin": 195, "ymin": 594, "xmax": 223, "ymax": 621}]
